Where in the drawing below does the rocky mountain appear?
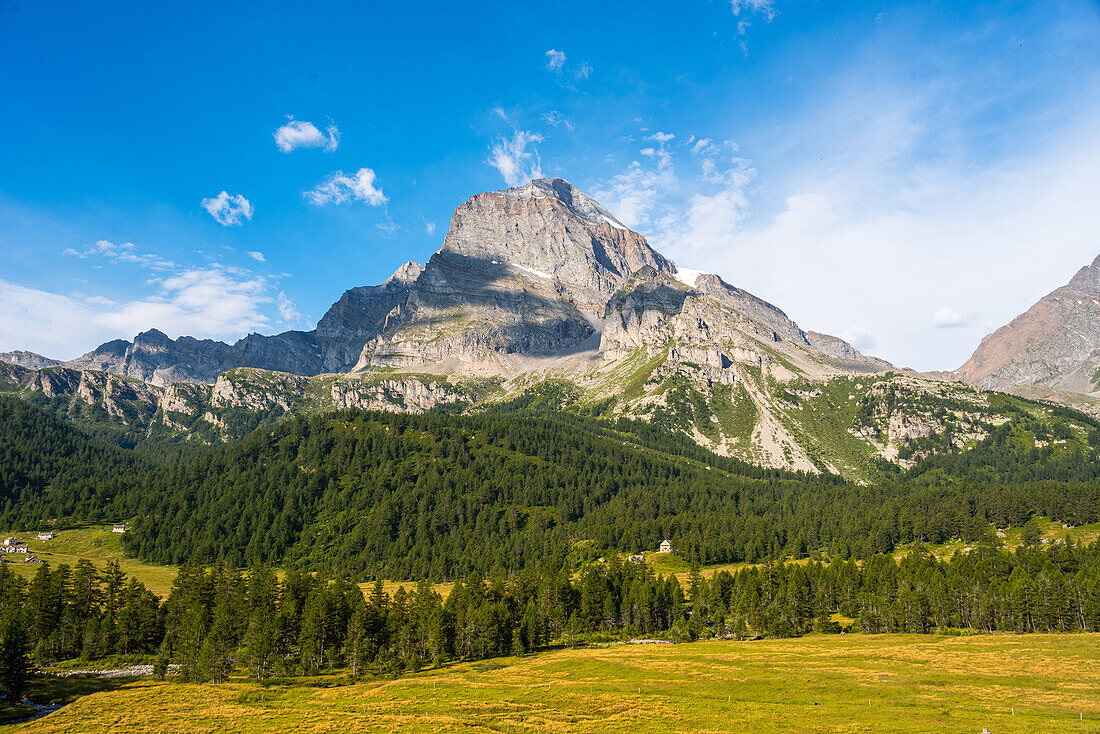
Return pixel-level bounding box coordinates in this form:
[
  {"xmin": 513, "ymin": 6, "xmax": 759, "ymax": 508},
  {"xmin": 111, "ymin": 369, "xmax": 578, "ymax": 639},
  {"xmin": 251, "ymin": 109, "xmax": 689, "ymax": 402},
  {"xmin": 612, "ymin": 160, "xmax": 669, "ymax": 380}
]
[
  {"xmin": 4, "ymin": 178, "xmax": 1090, "ymax": 480},
  {"xmin": 953, "ymin": 253, "xmax": 1100, "ymax": 412},
  {"xmin": 0, "ymin": 350, "xmax": 61, "ymax": 370}
]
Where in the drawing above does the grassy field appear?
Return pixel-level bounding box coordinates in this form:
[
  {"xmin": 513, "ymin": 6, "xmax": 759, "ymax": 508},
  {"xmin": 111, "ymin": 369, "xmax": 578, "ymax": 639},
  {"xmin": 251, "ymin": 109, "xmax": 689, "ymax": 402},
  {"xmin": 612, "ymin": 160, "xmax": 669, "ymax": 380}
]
[
  {"xmin": 0, "ymin": 526, "xmax": 452, "ymax": 602},
  {"xmin": 1, "ymin": 525, "xmax": 180, "ymax": 598},
  {"xmin": 895, "ymin": 517, "xmax": 1100, "ymax": 562},
  {"xmin": 14, "ymin": 633, "xmax": 1100, "ymax": 733}
]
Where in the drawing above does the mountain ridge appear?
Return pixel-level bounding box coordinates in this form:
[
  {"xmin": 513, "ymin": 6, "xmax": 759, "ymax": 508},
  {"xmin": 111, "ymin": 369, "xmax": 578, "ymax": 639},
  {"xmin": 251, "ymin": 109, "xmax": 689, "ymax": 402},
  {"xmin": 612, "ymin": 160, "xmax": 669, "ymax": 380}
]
[{"xmin": 8, "ymin": 177, "xmax": 1071, "ymax": 480}]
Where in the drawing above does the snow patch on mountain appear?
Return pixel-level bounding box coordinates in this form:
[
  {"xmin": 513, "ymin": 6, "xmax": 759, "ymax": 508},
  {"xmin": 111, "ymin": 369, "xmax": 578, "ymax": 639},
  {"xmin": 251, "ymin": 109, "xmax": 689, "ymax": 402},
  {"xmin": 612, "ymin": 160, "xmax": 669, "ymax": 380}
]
[
  {"xmin": 673, "ymin": 265, "xmax": 708, "ymax": 288},
  {"xmin": 512, "ymin": 263, "xmax": 555, "ymax": 280}
]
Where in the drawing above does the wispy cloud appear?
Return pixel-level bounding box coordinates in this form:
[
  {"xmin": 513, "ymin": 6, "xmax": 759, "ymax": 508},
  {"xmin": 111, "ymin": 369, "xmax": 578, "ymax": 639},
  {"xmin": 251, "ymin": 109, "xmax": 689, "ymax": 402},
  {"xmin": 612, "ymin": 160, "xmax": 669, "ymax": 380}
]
[
  {"xmin": 246, "ymin": 251, "xmax": 266, "ymax": 263},
  {"xmin": 62, "ymin": 239, "xmax": 176, "ymax": 271},
  {"xmin": 611, "ymin": 18, "xmax": 1100, "ymax": 372},
  {"xmin": 839, "ymin": 326, "xmax": 877, "ymax": 352},
  {"xmin": 932, "ymin": 306, "xmax": 969, "ymax": 329},
  {"xmin": 543, "ymin": 48, "xmax": 592, "ymax": 87},
  {"xmin": 424, "ymin": 221, "xmax": 436, "ymax": 235},
  {"xmin": 305, "ymin": 168, "xmax": 387, "ymax": 206},
  {"xmin": 542, "ymin": 110, "xmax": 575, "ymax": 132},
  {"xmin": 592, "ymin": 129, "xmax": 750, "ymax": 246},
  {"xmin": 277, "ymin": 291, "xmax": 302, "ymax": 323},
  {"xmin": 0, "ymin": 261, "xmax": 300, "ymax": 358},
  {"xmin": 730, "ymin": 0, "xmax": 776, "ymax": 20},
  {"xmin": 731, "ymin": 0, "xmax": 778, "ymax": 53},
  {"xmin": 488, "ymin": 130, "xmax": 543, "ymax": 186},
  {"xmin": 274, "ymin": 118, "xmax": 340, "ymax": 153},
  {"xmin": 545, "ymin": 49, "xmax": 566, "ymax": 72},
  {"xmin": 201, "ymin": 191, "xmax": 254, "ymax": 226}
]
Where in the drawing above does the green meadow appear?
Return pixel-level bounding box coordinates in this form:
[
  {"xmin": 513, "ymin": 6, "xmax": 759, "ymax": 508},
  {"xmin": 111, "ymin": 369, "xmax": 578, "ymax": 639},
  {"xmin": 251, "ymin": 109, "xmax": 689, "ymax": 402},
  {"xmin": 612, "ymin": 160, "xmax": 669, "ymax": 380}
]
[{"xmin": 14, "ymin": 633, "xmax": 1100, "ymax": 733}]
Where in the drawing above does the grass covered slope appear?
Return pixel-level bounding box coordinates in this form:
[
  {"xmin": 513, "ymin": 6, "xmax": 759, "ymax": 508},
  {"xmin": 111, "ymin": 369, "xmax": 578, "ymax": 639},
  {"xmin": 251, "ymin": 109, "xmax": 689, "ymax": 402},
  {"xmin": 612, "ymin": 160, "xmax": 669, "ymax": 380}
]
[
  {"xmin": 18, "ymin": 634, "xmax": 1100, "ymax": 733},
  {"xmin": 0, "ymin": 525, "xmax": 179, "ymax": 598}
]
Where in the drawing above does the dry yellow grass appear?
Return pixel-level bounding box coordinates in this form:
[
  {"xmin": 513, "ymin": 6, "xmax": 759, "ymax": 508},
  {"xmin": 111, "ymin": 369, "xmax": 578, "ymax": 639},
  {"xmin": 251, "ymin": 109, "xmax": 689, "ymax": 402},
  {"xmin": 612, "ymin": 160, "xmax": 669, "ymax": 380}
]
[{"xmin": 18, "ymin": 633, "xmax": 1100, "ymax": 733}]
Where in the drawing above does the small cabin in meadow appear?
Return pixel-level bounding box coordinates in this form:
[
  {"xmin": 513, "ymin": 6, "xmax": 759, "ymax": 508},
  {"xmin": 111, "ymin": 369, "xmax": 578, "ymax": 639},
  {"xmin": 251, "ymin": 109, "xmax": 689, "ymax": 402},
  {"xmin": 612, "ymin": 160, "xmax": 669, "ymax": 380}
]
[
  {"xmin": 659, "ymin": 539, "xmax": 672, "ymax": 554},
  {"xmin": 2, "ymin": 537, "xmax": 16, "ymax": 547},
  {"xmin": 112, "ymin": 524, "xmax": 126, "ymax": 534},
  {"xmin": 36, "ymin": 532, "xmax": 54, "ymax": 541}
]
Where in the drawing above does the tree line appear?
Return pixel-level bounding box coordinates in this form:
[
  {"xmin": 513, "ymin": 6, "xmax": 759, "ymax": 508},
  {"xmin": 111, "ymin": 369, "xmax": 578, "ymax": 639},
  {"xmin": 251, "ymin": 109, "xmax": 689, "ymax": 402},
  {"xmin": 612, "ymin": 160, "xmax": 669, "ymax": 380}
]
[{"xmin": 0, "ymin": 535, "xmax": 1096, "ymax": 696}]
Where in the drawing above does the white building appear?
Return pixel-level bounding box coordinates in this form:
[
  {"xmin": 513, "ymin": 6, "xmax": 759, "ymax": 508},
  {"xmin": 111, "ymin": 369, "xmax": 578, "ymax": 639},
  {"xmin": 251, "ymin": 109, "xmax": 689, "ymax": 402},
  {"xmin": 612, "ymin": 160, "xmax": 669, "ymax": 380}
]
[
  {"xmin": 112, "ymin": 524, "xmax": 126, "ymax": 534},
  {"xmin": 36, "ymin": 532, "xmax": 55, "ymax": 541},
  {"xmin": 659, "ymin": 539, "xmax": 672, "ymax": 554}
]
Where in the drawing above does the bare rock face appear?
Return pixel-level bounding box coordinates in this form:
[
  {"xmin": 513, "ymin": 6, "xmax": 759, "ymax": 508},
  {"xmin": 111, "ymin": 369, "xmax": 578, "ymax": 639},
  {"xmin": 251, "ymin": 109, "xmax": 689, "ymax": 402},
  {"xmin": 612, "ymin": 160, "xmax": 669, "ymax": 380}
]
[
  {"xmin": 355, "ymin": 178, "xmax": 674, "ymax": 369},
  {"xmin": 314, "ymin": 261, "xmax": 422, "ymax": 372},
  {"xmin": 441, "ymin": 178, "xmax": 672, "ymax": 314},
  {"xmin": 954, "ymin": 253, "xmax": 1100, "ymax": 394},
  {"xmin": 65, "ymin": 328, "xmax": 324, "ymax": 387},
  {"xmin": 0, "ymin": 351, "xmax": 61, "ymax": 370}
]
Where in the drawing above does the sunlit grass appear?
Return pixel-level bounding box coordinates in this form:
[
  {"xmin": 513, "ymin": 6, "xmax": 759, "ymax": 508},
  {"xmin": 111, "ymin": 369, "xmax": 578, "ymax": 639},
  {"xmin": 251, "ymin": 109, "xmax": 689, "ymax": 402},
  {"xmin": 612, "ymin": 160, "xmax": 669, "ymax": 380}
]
[
  {"xmin": 18, "ymin": 633, "xmax": 1100, "ymax": 733},
  {"xmin": 1, "ymin": 525, "xmax": 179, "ymax": 598}
]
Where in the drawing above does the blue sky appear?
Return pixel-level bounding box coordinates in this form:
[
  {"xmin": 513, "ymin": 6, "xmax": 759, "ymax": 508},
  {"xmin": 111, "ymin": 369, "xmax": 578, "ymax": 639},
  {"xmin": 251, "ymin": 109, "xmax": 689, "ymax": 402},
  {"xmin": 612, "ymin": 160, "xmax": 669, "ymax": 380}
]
[{"xmin": 1, "ymin": 0, "xmax": 1098, "ymax": 370}]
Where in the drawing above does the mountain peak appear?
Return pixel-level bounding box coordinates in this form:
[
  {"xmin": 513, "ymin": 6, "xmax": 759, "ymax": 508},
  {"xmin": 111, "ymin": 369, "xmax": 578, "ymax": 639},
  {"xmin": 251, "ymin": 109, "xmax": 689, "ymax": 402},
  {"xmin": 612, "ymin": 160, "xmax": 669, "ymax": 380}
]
[{"xmin": 497, "ymin": 178, "xmax": 629, "ymax": 231}]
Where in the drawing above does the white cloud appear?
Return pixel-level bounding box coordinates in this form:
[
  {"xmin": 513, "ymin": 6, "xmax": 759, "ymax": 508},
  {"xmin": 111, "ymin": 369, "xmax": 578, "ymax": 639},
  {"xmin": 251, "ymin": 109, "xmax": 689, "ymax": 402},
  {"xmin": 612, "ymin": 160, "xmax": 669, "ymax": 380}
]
[
  {"xmin": 544, "ymin": 48, "xmax": 592, "ymax": 85},
  {"xmin": 0, "ymin": 264, "xmax": 281, "ymax": 359},
  {"xmin": 731, "ymin": 0, "xmax": 777, "ymax": 53},
  {"xmin": 592, "ymin": 129, "xmax": 751, "ymax": 247},
  {"xmin": 63, "ymin": 239, "xmax": 175, "ymax": 271},
  {"xmin": 731, "ymin": 0, "xmax": 776, "ymax": 20},
  {"xmin": 201, "ymin": 191, "xmax": 254, "ymax": 226},
  {"xmin": 376, "ymin": 221, "xmax": 400, "ymax": 235},
  {"xmin": 247, "ymin": 251, "xmax": 265, "ymax": 263},
  {"xmin": 424, "ymin": 222, "xmax": 436, "ymax": 235},
  {"xmin": 274, "ymin": 118, "xmax": 340, "ymax": 153},
  {"xmin": 634, "ymin": 70, "xmax": 1100, "ymax": 371},
  {"xmin": 545, "ymin": 49, "xmax": 566, "ymax": 72},
  {"xmin": 277, "ymin": 291, "xmax": 302, "ymax": 323},
  {"xmin": 305, "ymin": 168, "xmax": 387, "ymax": 206},
  {"xmin": 839, "ymin": 326, "xmax": 877, "ymax": 352},
  {"xmin": 932, "ymin": 306, "xmax": 968, "ymax": 329},
  {"xmin": 487, "ymin": 130, "xmax": 543, "ymax": 186},
  {"xmin": 542, "ymin": 110, "xmax": 575, "ymax": 132}
]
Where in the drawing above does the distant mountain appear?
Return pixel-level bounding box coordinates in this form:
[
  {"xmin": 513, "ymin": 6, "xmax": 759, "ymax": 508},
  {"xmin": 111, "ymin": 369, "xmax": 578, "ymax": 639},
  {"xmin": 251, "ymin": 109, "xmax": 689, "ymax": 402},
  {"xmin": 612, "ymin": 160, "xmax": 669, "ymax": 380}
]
[
  {"xmin": 953, "ymin": 253, "xmax": 1100, "ymax": 411},
  {"xmin": 6, "ymin": 178, "xmax": 1093, "ymax": 480},
  {"xmin": 0, "ymin": 350, "xmax": 61, "ymax": 370}
]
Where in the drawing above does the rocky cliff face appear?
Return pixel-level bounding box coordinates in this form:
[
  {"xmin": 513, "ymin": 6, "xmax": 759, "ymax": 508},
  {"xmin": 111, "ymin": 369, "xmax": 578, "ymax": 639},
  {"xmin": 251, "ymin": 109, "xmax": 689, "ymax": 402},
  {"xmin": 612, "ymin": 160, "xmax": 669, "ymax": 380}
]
[
  {"xmin": 354, "ymin": 179, "xmax": 674, "ymax": 369},
  {"xmin": 954, "ymin": 254, "xmax": 1100, "ymax": 397}
]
